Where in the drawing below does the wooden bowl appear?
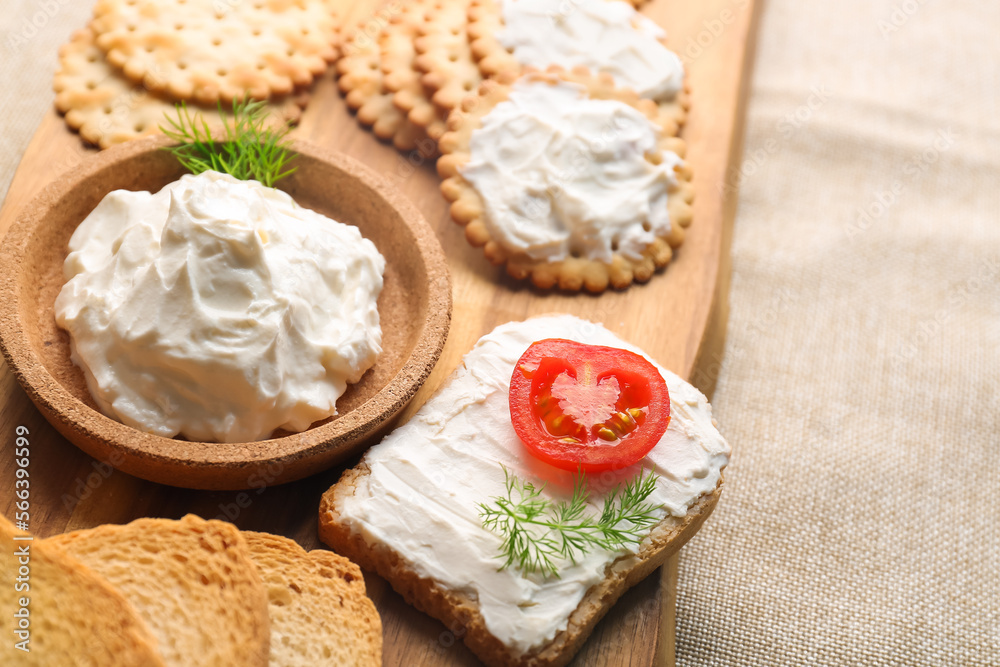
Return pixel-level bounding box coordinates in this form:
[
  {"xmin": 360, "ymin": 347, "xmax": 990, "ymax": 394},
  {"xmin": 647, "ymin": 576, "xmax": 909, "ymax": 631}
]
[{"xmin": 0, "ymin": 137, "xmax": 451, "ymax": 490}]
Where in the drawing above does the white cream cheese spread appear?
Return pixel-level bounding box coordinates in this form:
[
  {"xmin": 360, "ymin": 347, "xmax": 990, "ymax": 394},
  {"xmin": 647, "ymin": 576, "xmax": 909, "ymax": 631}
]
[
  {"xmin": 54, "ymin": 170, "xmax": 385, "ymax": 443},
  {"xmin": 336, "ymin": 315, "xmax": 728, "ymax": 655},
  {"xmin": 461, "ymin": 78, "xmax": 684, "ymax": 264},
  {"xmin": 497, "ymin": 0, "xmax": 685, "ymax": 101}
]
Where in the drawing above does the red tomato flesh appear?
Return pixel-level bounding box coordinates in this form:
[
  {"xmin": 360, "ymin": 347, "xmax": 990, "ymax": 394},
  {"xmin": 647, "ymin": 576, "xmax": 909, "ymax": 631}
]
[{"xmin": 509, "ymin": 339, "xmax": 671, "ymax": 472}]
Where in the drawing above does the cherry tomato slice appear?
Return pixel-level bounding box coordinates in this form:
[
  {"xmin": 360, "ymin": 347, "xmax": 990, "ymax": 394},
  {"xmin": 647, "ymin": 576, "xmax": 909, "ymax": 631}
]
[{"xmin": 509, "ymin": 339, "xmax": 670, "ymax": 472}]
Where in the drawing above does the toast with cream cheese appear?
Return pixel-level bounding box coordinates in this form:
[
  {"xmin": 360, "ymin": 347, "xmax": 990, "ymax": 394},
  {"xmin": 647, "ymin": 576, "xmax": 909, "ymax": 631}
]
[{"xmin": 319, "ymin": 316, "xmax": 729, "ymax": 666}]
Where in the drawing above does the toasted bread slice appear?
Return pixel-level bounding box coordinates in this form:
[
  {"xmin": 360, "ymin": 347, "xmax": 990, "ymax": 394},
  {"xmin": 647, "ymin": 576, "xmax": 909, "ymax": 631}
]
[
  {"xmin": 44, "ymin": 514, "xmax": 270, "ymax": 667},
  {"xmin": 321, "ymin": 467, "xmax": 721, "ymax": 667},
  {"xmin": 243, "ymin": 531, "xmax": 382, "ymax": 666},
  {"xmin": 0, "ymin": 515, "xmax": 164, "ymax": 666},
  {"xmin": 317, "ymin": 315, "xmax": 729, "ymax": 667}
]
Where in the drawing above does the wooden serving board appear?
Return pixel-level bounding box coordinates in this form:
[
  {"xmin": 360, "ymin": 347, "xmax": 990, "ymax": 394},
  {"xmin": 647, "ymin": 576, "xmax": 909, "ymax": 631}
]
[{"xmin": 0, "ymin": 0, "xmax": 760, "ymax": 664}]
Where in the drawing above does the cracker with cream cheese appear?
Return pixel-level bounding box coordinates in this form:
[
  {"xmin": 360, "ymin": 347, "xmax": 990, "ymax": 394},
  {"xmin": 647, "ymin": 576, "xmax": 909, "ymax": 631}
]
[
  {"xmin": 467, "ymin": 0, "xmax": 689, "ymax": 127},
  {"xmin": 438, "ymin": 67, "xmax": 693, "ymax": 293}
]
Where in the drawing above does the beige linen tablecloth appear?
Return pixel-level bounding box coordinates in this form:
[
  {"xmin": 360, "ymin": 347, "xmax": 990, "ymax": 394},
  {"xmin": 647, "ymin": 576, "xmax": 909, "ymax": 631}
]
[
  {"xmin": 676, "ymin": 1, "xmax": 999, "ymax": 665},
  {"xmin": 2, "ymin": 1, "xmax": 997, "ymax": 665}
]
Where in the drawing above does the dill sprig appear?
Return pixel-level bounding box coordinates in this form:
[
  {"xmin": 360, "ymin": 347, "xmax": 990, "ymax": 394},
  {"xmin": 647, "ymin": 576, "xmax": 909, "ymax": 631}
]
[
  {"xmin": 478, "ymin": 466, "xmax": 661, "ymax": 578},
  {"xmin": 159, "ymin": 99, "xmax": 297, "ymax": 187}
]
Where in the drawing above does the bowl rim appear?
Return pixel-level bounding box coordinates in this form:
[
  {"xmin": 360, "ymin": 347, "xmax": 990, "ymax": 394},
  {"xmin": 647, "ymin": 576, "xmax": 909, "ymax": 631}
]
[{"xmin": 0, "ymin": 135, "xmax": 451, "ymax": 484}]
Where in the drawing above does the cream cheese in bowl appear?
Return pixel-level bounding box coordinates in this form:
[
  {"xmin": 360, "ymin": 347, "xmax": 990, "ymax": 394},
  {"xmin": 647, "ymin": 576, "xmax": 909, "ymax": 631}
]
[{"xmin": 54, "ymin": 170, "xmax": 385, "ymax": 443}]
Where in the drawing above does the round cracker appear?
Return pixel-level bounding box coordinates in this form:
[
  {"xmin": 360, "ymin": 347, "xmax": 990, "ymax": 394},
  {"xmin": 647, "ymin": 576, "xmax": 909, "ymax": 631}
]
[
  {"xmin": 378, "ymin": 0, "xmax": 449, "ymax": 142},
  {"xmin": 437, "ymin": 67, "xmax": 693, "ymax": 293},
  {"xmin": 466, "ymin": 0, "xmax": 689, "ymax": 128},
  {"xmin": 54, "ymin": 28, "xmax": 307, "ymax": 150},
  {"xmin": 337, "ymin": 18, "xmax": 435, "ymax": 155},
  {"xmin": 412, "ymin": 0, "xmax": 483, "ymax": 115},
  {"xmin": 90, "ymin": 0, "xmax": 340, "ymax": 105}
]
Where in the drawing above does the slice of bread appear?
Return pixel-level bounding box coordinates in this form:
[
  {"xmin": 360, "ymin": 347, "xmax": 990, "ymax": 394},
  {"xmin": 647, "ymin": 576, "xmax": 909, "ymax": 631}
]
[
  {"xmin": 317, "ymin": 316, "xmax": 728, "ymax": 666},
  {"xmin": 320, "ymin": 467, "xmax": 722, "ymax": 667},
  {"xmin": 44, "ymin": 514, "xmax": 270, "ymax": 667},
  {"xmin": 243, "ymin": 531, "xmax": 382, "ymax": 666},
  {"xmin": 0, "ymin": 515, "xmax": 165, "ymax": 666}
]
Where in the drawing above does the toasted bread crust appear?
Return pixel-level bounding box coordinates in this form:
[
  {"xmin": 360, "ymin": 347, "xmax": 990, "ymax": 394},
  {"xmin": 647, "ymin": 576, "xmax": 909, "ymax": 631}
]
[
  {"xmin": 319, "ymin": 463, "xmax": 722, "ymax": 667},
  {"xmin": 44, "ymin": 515, "xmax": 270, "ymax": 667},
  {"xmin": 0, "ymin": 516, "xmax": 166, "ymax": 667},
  {"xmin": 243, "ymin": 531, "xmax": 382, "ymax": 666}
]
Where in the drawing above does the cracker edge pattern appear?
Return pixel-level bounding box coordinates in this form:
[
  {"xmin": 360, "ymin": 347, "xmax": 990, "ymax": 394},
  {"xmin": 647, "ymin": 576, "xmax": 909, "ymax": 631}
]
[
  {"xmin": 336, "ymin": 17, "xmax": 436, "ymax": 154},
  {"xmin": 411, "ymin": 0, "xmax": 484, "ymax": 117},
  {"xmin": 378, "ymin": 0, "xmax": 453, "ymax": 142},
  {"xmin": 53, "ymin": 27, "xmax": 309, "ymax": 150},
  {"xmin": 89, "ymin": 0, "xmax": 342, "ymax": 105}
]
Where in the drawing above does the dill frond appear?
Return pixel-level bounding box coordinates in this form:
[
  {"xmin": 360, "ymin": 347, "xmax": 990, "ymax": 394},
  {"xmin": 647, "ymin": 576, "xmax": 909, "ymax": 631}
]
[
  {"xmin": 160, "ymin": 99, "xmax": 297, "ymax": 187},
  {"xmin": 479, "ymin": 466, "xmax": 661, "ymax": 578}
]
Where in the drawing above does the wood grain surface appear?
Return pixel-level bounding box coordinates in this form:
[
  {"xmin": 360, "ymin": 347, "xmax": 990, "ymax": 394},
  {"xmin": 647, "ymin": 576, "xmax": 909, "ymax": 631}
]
[{"xmin": 0, "ymin": 0, "xmax": 760, "ymax": 664}]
